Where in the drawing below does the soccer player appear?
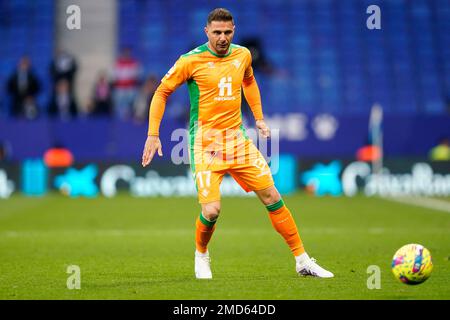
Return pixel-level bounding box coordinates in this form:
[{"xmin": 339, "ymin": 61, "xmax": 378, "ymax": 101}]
[{"xmin": 142, "ymin": 8, "xmax": 333, "ymax": 279}]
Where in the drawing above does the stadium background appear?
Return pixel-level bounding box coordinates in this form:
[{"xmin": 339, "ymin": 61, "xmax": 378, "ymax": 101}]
[{"xmin": 0, "ymin": 0, "xmax": 449, "ymax": 300}]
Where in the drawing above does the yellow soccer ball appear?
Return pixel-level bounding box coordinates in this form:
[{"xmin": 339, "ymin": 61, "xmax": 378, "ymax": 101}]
[{"xmin": 391, "ymin": 244, "xmax": 433, "ymax": 285}]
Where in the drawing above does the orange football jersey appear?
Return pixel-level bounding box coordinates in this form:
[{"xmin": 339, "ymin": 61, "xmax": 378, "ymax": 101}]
[{"xmin": 161, "ymin": 43, "xmax": 262, "ymax": 167}]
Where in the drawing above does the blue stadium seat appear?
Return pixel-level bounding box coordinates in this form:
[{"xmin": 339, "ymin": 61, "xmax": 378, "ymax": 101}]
[{"xmin": 2, "ymin": 0, "xmax": 448, "ymax": 119}]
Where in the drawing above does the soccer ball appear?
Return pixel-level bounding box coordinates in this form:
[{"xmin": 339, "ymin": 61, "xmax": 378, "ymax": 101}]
[{"xmin": 391, "ymin": 243, "xmax": 433, "ymax": 285}]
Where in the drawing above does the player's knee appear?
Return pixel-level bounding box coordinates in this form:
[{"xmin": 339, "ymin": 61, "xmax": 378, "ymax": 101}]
[
  {"xmin": 259, "ymin": 187, "xmax": 281, "ymax": 206},
  {"xmin": 202, "ymin": 202, "xmax": 221, "ymax": 221}
]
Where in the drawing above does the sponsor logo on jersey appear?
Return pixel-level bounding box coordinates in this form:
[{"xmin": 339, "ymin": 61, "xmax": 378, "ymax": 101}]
[{"xmin": 215, "ymin": 76, "xmax": 236, "ymax": 101}]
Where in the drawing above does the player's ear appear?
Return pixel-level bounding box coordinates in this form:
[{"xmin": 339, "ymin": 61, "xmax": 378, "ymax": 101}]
[{"xmin": 204, "ymin": 26, "xmax": 208, "ymax": 36}]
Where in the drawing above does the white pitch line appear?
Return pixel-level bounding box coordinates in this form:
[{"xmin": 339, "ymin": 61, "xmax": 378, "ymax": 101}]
[
  {"xmin": 2, "ymin": 227, "xmax": 450, "ymax": 238},
  {"xmin": 381, "ymin": 196, "xmax": 450, "ymax": 214}
]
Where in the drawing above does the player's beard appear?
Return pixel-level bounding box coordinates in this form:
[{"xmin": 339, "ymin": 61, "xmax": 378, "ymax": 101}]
[{"xmin": 215, "ymin": 41, "xmax": 230, "ymax": 55}]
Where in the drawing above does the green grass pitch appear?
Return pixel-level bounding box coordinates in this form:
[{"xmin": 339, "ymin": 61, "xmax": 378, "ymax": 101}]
[{"xmin": 0, "ymin": 193, "xmax": 449, "ymax": 299}]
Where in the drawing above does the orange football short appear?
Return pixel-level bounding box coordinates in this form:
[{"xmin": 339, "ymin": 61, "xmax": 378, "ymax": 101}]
[{"xmin": 191, "ymin": 140, "xmax": 274, "ymax": 203}]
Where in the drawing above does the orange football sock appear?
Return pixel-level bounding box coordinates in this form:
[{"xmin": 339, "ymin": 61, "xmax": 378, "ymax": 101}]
[
  {"xmin": 195, "ymin": 213, "xmax": 217, "ymax": 254},
  {"xmin": 266, "ymin": 199, "xmax": 305, "ymax": 256}
]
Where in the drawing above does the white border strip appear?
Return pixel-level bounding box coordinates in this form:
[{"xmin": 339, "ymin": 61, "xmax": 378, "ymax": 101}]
[{"xmin": 381, "ymin": 196, "xmax": 450, "ymax": 214}]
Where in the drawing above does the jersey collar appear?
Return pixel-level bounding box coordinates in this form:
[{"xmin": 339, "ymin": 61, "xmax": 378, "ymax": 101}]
[{"xmin": 204, "ymin": 42, "xmax": 232, "ymax": 58}]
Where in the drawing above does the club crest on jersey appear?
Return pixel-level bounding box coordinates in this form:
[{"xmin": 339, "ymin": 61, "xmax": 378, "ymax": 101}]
[
  {"xmin": 207, "ymin": 62, "xmax": 215, "ymax": 68},
  {"xmin": 232, "ymin": 59, "xmax": 241, "ymax": 68}
]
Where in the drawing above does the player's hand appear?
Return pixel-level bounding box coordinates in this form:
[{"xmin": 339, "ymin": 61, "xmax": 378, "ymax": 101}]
[
  {"xmin": 256, "ymin": 119, "xmax": 270, "ymax": 138},
  {"xmin": 142, "ymin": 135, "xmax": 163, "ymax": 167}
]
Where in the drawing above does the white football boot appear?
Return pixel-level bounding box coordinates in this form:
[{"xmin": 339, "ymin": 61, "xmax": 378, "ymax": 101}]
[
  {"xmin": 295, "ymin": 253, "xmax": 334, "ymax": 278},
  {"xmin": 195, "ymin": 250, "xmax": 212, "ymax": 279}
]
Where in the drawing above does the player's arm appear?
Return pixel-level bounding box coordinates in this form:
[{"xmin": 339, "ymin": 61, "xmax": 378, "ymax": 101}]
[
  {"xmin": 242, "ymin": 53, "xmax": 270, "ymax": 138},
  {"xmin": 141, "ymin": 84, "xmax": 170, "ymax": 167},
  {"xmin": 142, "ymin": 58, "xmax": 190, "ymax": 167}
]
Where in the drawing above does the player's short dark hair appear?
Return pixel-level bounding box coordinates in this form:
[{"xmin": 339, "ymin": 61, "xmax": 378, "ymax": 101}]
[{"xmin": 207, "ymin": 8, "xmax": 234, "ymax": 25}]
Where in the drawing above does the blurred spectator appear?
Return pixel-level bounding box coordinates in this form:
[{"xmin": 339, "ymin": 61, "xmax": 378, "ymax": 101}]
[
  {"xmin": 429, "ymin": 138, "xmax": 450, "ymax": 161},
  {"xmin": 7, "ymin": 56, "xmax": 41, "ymax": 119},
  {"xmin": 0, "ymin": 140, "xmax": 9, "ymax": 163},
  {"xmin": 240, "ymin": 37, "xmax": 274, "ymax": 75},
  {"xmin": 88, "ymin": 72, "xmax": 112, "ymax": 116},
  {"xmin": 50, "ymin": 49, "xmax": 78, "ymax": 94},
  {"xmin": 239, "ymin": 38, "xmax": 276, "ymax": 120},
  {"xmin": 48, "ymin": 79, "xmax": 78, "ymax": 120},
  {"xmin": 133, "ymin": 75, "xmax": 158, "ymax": 122},
  {"xmin": 112, "ymin": 47, "xmax": 141, "ymax": 120}
]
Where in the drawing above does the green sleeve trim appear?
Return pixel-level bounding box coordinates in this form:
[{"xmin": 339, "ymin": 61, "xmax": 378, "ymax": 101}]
[
  {"xmin": 266, "ymin": 199, "xmax": 285, "ymax": 212},
  {"xmin": 199, "ymin": 212, "xmax": 217, "ymax": 227}
]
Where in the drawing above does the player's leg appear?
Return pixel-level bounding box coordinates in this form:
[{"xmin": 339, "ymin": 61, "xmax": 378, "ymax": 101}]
[
  {"xmin": 196, "ymin": 200, "xmax": 220, "ymax": 254},
  {"xmin": 194, "ymin": 200, "xmax": 220, "ymax": 279},
  {"xmin": 193, "ymin": 168, "xmax": 224, "ymax": 279},
  {"xmin": 229, "ymin": 143, "xmax": 305, "ymax": 257},
  {"xmin": 254, "ymin": 186, "xmax": 304, "ymax": 256},
  {"xmin": 230, "ymin": 141, "xmax": 333, "ymax": 277},
  {"xmin": 254, "ymin": 185, "xmax": 334, "ymax": 278}
]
